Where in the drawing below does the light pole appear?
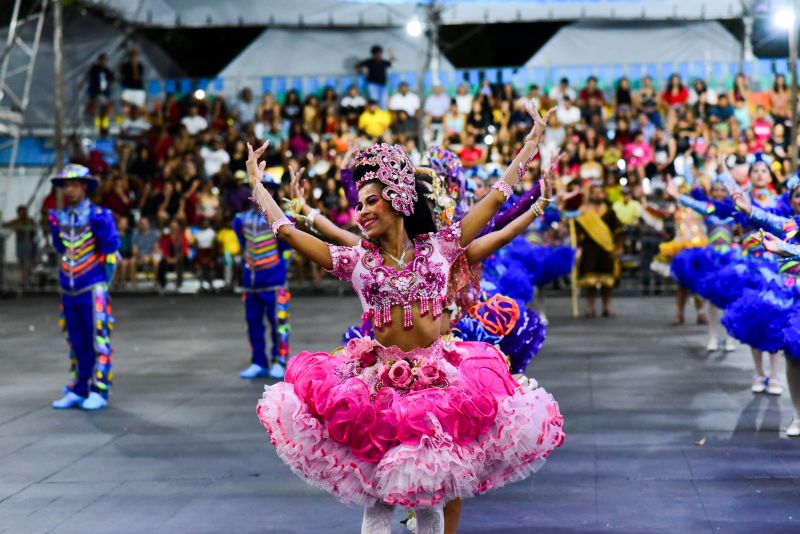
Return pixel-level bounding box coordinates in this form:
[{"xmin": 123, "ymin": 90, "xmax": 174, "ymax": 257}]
[{"xmin": 776, "ymin": 3, "xmax": 799, "ymax": 174}]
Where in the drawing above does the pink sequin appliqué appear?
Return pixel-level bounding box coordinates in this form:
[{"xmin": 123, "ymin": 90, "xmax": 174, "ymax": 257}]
[{"xmin": 326, "ymin": 223, "xmax": 465, "ymax": 330}]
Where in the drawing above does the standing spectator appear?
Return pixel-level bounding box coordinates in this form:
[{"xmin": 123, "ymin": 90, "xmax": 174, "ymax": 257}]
[
  {"xmin": 424, "ymin": 83, "xmax": 451, "ymax": 144},
  {"xmin": 131, "ymin": 217, "xmax": 160, "ymax": 289},
  {"xmin": 575, "ymin": 184, "xmax": 622, "ymax": 317},
  {"xmin": 200, "ymin": 137, "xmax": 231, "ymax": 179},
  {"xmin": 119, "ymin": 48, "xmax": 146, "ymax": 111},
  {"xmin": 258, "ymin": 120, "xmax": 286, "ymax": 166},
  {"xmin": 358, "ymin": 100, "xmax": 392, "ymax": 139},
  {"xmin": 357, "ymin": 45, "xmax": 394, "ymax": 108},
  {"xmin": 193, "ymin": 217, "xmax": 217, "ymax": 292},
  {"xmin": 639, "ymin": 185, "xmax": 671, "ymax": 295},
  {"xmin": 388, "ymin": 82, "xmax": 421, "ymax": 118},
  {"xmin": 157, "ymin": 220, "xmax": 188, "ymax": 291},
  {"xmin": 2, "ymin": 205, "xmax": 37, "ymax": 287},
  {"xmin": 80, "ymin": 54, "xmax": 114, "ymax": 120},
  {"xmin": 182, "ymin": 105, "xmax": 208, "ymax": 136}
]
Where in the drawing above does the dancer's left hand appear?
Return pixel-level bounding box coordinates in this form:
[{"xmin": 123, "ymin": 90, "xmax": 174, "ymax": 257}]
[
  {"xmin": 760, "ymin": 230, "xmax": 788, "ymax": 256},
  {"xmin": 524, "ymin": 101, "xmax": 556, "ymax": 144}
]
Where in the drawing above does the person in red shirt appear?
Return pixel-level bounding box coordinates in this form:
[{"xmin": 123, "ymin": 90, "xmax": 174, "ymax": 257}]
[
  {"xmin": 661, "ymin": 74, "xmax": 689, "ymax": 108},
  {"xmin": 752, "ymin": 105, "xmax": 773, "ymax": 145},
  {"xmin": 578, "ymin": 76, "xmax": 605, "ymax": 105},
  {"xmin": 157, "ymin": 220, "xmax": 189, "ymax": 290},
  {"xmin": 458, "ymin": 134, "xmax": 486, "ymax": 168}
]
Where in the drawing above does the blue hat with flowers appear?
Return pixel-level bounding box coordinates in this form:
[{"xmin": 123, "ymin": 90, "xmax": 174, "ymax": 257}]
[{"xmin": 50, "ymin": 164, "xmax": 100, "ymax": 192}]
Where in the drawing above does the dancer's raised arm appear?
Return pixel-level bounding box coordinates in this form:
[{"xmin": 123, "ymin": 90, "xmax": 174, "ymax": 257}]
[
  {"xmin": 247, "ymin": 141, "xmax": 334, "ymax": 269},
  {"xmin": 459, "ymin": 102, "xmax": 555, "ymax": 246},
  {"xmin": 466, "ymin": 154, "xmax": 557, "ymax": 264},
  {"xmin": 286, "ymin": 163, "xmax": 360, "ymax": 247}
]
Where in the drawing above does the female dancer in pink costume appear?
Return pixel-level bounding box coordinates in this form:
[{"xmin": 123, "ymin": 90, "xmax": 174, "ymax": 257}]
[{"xmin": 247, "ymin": 106, "xmax": 563, "ymax": 534}]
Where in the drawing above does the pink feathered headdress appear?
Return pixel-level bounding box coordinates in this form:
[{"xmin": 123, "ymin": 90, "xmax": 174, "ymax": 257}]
[{"xmin": 354, "ymin": 143, "xmax": 417, "ymax": 216}]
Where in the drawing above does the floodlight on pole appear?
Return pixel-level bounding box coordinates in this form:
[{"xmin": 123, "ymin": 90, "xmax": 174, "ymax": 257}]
[
  {"xmin": 406, "ymin": 17, "xmax": 422, "ymax": 37},
  {"xmin": 775, "ymin": 7, "xmax": 796, "ymax": 30}
]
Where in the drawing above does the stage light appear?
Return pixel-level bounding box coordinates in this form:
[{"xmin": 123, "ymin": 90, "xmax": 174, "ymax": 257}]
[
  {"xmin": 193, "ymin": 89, "xmax": 206, "ymax": 100},
  {"xmin": 775, "ymin": 7, "xmax": 795, "ymax": 30},
  {"xmin": 406, "ymin": 18, "xmax": 422, "ymax": 37}
]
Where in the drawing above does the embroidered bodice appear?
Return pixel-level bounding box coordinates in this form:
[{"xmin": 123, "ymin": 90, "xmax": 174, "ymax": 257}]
[
  {"xmin": 677, "ymin": 195, "xmax": 734, "ymax": 251},
  {"xmin": 48, "ymin": 199, "xmax": 119, "ymax": 291},
  {"xmin": 327, "ymin": 222, "xmax": 465, "ymax": 329}
]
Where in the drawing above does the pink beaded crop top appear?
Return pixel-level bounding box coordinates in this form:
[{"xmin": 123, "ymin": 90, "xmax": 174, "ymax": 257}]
[{"xmin": 326, "ymin": 222, "xmax": 465, "ymax": 329}]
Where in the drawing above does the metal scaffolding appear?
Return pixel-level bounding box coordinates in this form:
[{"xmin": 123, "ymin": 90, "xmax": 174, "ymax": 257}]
[{"xmin": 0, "ymin": 0, "xmax": 47, "ymax": 184}]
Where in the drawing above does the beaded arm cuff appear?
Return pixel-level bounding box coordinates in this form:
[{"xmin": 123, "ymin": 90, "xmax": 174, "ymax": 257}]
[
  {"xmin": 271, "ymin": 216, "xmax": 294, "ymax": 236},
  {"xmin": 491, "ymin": 181, "xmax": 513, "ymax": 200},
  {"xmin": 750, "ymin": 206, "xmax": 797, "ymax": 240}
]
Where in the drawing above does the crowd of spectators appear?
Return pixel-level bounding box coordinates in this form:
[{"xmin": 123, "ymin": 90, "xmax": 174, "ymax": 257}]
[{"xmin": 22, "ymin": 45, "xmax": 800, "ymax": 292}]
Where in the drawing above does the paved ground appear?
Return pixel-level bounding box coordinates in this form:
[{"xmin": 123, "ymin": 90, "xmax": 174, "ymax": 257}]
[{"xmin": 1, "ymin": 293, "xmax": 799, "ymax": 534}]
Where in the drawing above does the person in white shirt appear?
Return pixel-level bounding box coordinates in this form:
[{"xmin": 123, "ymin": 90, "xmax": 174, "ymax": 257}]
[
  {"xmin": 548, "ymin": 77, "xmax": 577, "ymax": 105},
  {"xmin": 555, "ymin": 96, "xmax": 581, "ymax": 126},
  {"xmin": 182, "ymin": 105, "xmax": 208, "ymax": 136},
  {"xmin": 424, "ymin": 83, "xmax": 451, "ymax": 144},
  {"xmin": 120, "ymin": 106, "xmax": 151, "ymax": 142},
  {"xmin": 199, "ymin": 137, "xmax": 231, "ymax": 178},
  {"xmin": 454, "ymin": 83, "xmax": 474, "ymax": 115},
  {"xmin": 388, "ymin": 82, "xmax": 421, "ymax": 117},
  {"xmin": 193, "ymin": 218, "xmax": 217, "ymax": 292}
]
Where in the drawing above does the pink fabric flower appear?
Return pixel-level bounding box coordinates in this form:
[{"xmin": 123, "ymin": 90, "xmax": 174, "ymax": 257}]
[
  {"xmin": 346, "ymin": 337, "xmax": 374, "ymax": 357},
  {"xmin": 387, "ymin": 360, "xmax": 413, "ymax": 388},
  {"xmin": 417, "ymin": 360, "xmax": 446, "ymax": 386}
]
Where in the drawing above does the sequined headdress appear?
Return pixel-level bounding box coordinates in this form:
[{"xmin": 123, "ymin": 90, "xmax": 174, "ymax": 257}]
[
  {"xmin": 354, "ymin": 143, "xmax": 417, "ymax": 216},
  {"xmin": 50, "ymin": 164, "xmax": 100, "ymax": 192}
]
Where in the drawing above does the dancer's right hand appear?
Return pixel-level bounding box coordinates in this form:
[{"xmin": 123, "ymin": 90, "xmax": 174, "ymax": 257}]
[
  {"xmin": 246, "ymin": 141, "xmax": 270, "ymax": 188},
  {"xmin": 759, "ymin": 230, "xmax": 787, "ymax": 256},
  {"xmin": 289, "ymin": 162, "xmax": 307, "ymax": 200},
  {"xmin": 731, "ymin": 191, "xmax": 752, "ymax": 215}
]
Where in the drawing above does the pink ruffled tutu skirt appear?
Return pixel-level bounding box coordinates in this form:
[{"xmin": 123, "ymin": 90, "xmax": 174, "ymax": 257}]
[{"xmin": 257, "ymin": 337, "xmax": 564, "ymax": 507}]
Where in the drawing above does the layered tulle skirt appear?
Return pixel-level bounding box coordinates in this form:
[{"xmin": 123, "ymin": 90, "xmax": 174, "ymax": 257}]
[{"xmin": 257, "ymin": 337, "xmax": 564, "ymax": 507}]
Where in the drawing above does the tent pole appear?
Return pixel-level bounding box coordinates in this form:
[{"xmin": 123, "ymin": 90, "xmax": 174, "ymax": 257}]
[
  {"xmin": 790, "ymin": 0, "xmax": 799, "ymax": 175},
  {"xmin": 52, "ymin": 0, "xmax": 64, "ymax": 209}
]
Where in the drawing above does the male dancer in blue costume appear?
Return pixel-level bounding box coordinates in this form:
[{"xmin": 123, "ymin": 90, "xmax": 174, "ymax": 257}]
[
  {"xmin": 234, "ymin": 175, "xmax": 291, "ymax": 380},
  {"xmin": 48, "ymin": 165, "xmax": 120, "ymax": 410}
]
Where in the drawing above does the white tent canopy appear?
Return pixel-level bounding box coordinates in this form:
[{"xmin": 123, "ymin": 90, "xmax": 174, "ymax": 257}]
[
  {"xmin": 218, "ymin": 27, "xmax": 454, "ymax": 88},
  {"xmin": 523, "ymin": 21, "xmax": 743, "ymax": 68},
  {"xmin": 1, "ymin": 11, "xmax": 184, "ymax": 128},
  {"xmin": 85, "ymin": 0, "xmax": 746, "ymax": 28}
]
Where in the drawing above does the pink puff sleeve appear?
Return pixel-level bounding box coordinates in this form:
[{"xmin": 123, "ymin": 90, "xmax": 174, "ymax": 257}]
[
  {"xmin": 433, "ymin": 221, "xmax": 466, "ymax": 264},
  {"xmin": 325, "ymin": 244, "xmax": 359, "ymax": 282}
]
